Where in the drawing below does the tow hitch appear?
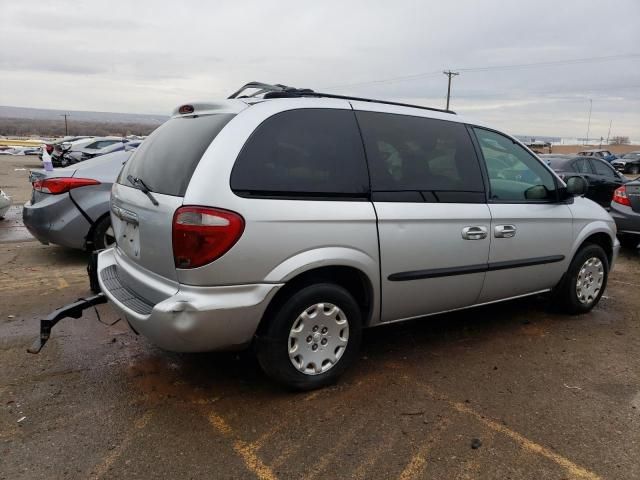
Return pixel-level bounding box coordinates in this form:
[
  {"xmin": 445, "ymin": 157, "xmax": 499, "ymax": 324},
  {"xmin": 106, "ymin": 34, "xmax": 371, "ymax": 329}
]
[
  {"xmin": 27, "ymin": 294, "xmax": 107, "ymax": 353},
  {"xmin": 27, "ymin": 251, "xmax": 107, "ymax": 354}
]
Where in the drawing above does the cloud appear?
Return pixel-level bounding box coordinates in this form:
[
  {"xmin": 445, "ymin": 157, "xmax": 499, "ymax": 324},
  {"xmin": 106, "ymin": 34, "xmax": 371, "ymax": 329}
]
[{"xmin": 0, "ymin": 0, "xmax": 639, "ymax": 138}]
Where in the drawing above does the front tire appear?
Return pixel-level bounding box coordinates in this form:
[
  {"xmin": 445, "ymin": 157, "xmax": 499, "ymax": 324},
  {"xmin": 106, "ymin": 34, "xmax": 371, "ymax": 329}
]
[
  {"xmin": 256, "ymin": 283, "xmax": 362, "ymax": 391},
  {"xmin": 554, "ymin": 244, "xmax": 609, "ymax": 314}
]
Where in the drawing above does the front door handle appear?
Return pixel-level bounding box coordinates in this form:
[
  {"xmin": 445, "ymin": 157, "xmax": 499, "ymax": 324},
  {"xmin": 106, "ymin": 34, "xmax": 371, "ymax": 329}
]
[
  {"xmin": 495, "ymin": 224, "xmax": 517, "ymax": 238},
  {"xmin": 461, "ymin": 226, "xmax": 488, "ymax": 240}
]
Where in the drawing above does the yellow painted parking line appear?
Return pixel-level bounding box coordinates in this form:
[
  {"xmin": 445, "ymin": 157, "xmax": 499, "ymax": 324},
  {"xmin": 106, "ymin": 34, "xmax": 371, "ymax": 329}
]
[
  {"xmin": 207, "ymin": 412, "xmax": 278, "ymax": 480},
  {"xmin": 350, "ymin": 436, "xmax": 389, "ymax": 480},
  {"xmin": 453, "ymin": 401, "xmax": 600, "ymax": 480},
  {"xmin": 407, "ymin": 378, "xmax": 601, "ymax": 480},
  {"xmin": 397, "ymin": 416, "xmax": 451, "ymax": 480},
  {"xmin": 90, "ymin": 409, "xmax": 154, "ymax": 480}
]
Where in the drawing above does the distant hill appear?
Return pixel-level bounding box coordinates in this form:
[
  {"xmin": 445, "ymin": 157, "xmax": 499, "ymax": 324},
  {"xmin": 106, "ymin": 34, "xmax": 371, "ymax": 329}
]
[
  {"xmin": 0, "ymin": 105, "xmax": 167, "ymax": 125},
  {"xmin": 0, "ymin": 105, "xmax": 167, "ymax": 137}
]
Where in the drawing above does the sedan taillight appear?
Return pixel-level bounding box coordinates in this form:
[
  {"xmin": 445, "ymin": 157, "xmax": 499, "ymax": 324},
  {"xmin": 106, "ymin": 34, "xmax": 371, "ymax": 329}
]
[
  {"xmin": 32, "ymin": 177, "xmax": 100, "ymax": 194},
  {"xmin": 172, "ymin": 206, "xmax": 244, "ymax": 268},
  {"xmin": 613, "ymin": 186, "xmax": 631, "ymax": 207}
]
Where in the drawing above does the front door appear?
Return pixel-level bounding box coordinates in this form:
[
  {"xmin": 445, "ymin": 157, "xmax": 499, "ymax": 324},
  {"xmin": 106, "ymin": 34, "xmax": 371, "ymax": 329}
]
[
  {"xmin": 472, "ymin": 127, "xmax": 573, "ymax": 302},
  {"xmin": 354, "ymin": 107, "xmax": 491, "ymax": 322}
]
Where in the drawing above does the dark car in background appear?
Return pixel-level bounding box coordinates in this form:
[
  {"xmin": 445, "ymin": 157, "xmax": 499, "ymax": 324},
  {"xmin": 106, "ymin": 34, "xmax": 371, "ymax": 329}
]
[
  {"xmin": 610, "ymin": 180, "xmax": 640, "ymax": 249},
  {"xmin": 542, "ymin": 154, "xmax": 626, "ymax": 208},
  {"xmin": 611, "ymin": 151, "xmax": 640, "ymax": 175}
]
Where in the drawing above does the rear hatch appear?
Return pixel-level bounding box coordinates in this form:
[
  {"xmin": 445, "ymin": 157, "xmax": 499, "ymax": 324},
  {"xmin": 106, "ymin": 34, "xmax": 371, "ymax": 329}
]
[
  {"xmin": 626, "ymin": 181, "xmax": 640, "ymax": 213},
  {"xmin": 112, "ymin": 110, "xmax": 238, "ymax": 288}
]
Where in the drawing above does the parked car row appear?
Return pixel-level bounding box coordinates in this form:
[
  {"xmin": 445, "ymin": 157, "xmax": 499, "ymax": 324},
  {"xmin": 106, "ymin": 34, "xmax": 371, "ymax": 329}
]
[
  {"xmin": 51, "ymin": 137, "xmax": 138, "ymax": 167},
  {"xmin": 541, "ymin": 154, "xmax": 640, "ymax": 248}
]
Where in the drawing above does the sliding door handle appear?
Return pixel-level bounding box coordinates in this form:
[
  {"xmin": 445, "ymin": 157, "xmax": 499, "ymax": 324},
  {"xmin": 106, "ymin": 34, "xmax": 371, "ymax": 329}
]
[
  {"xmin": 495, "ymin": 224, "xmax": 517, "ymax": 238},
  {"xmin": 461, "ymin": 226, "xmax": 488, "ymax": 240}
]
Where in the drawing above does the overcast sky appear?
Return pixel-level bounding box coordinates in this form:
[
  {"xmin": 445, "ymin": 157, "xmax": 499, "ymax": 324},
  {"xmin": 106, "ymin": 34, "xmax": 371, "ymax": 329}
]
[{"xmin": 1, "ymin": 0, "xmax": 639, "ymax": 139}]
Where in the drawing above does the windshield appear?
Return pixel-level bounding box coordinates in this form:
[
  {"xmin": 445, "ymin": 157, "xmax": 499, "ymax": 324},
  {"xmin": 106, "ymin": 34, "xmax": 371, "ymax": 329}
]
[{"xmin": 118, "ymin": 114, "xmax": 235, "ymax": 196}]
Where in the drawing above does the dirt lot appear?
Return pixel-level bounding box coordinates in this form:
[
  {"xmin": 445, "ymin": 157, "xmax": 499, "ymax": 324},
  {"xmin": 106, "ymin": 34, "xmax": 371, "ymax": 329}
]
[{"xmin": 1, "ymin": 156, "xmax": 639, "ymax": 479}]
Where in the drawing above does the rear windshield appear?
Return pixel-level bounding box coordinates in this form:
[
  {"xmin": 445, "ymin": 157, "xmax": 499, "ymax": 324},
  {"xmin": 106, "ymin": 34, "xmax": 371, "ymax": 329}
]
[{"xmin": 118, "ymin": 114, "xmax": 234, "ymax": 196}]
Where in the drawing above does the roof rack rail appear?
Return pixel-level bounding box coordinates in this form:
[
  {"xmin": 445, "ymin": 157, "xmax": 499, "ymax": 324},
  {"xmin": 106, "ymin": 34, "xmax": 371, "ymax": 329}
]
[{"xmin": 228, "ymin": 82, "xmax": 456, "ymax": 114}]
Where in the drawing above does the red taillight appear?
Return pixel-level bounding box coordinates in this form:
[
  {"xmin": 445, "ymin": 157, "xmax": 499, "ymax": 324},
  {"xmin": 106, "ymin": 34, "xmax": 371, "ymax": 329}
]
[
  {"xmin": 32, "ymin": 177, "xmax": 100, "ymax": 194},
  {"xmin": 172, "ymin": 206, "xmax": 244, "ymax": 268},
  {"xmin": 613, "ymin": 186, "xmax": 631, "ymax": 207},
  {"xmin": 46, "ymin": 145, "xmax": 54, "ymax": 153}
]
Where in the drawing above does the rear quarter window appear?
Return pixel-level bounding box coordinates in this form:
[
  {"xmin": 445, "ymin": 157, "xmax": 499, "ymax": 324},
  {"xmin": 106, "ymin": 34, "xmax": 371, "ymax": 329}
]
[
  {"xmin": 119, "ymin": 114, "xmax": 234, "ymax": 196},
  {"xmin": 231, "ymin": 109, "xmax": 369, "ymax": 198}
]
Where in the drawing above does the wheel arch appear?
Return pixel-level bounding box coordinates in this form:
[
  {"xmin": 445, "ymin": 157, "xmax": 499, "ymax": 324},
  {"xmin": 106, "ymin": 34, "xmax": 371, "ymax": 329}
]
[
  {"xmin": 572, "ymin": 225, "xmax": 615, "ymax": 267},
  {"xmin": 258, "ymin": 264, "xmax": 377, "ymax": 336}
]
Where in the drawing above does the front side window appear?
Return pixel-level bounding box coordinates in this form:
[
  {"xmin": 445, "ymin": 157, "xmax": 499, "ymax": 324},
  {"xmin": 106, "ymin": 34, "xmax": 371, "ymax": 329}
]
[
  {"xmin": 473, "ymin": 128, "xmax": 557, "ymax": 202},
  {"xmin": 356, "ymin": 111, "xmax": 484, "ymax": 196},
  {"xmin": 231, "ymin": 109, "xmax": 369, "ymax": 197}
]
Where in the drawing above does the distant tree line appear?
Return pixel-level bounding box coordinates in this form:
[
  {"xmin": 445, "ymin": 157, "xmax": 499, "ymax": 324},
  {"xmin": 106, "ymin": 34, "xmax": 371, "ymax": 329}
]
[
  {"xmin": 609, "ymin": 136, "xmax": 630, "ymax": 145},
  {"xmin": 0, "ymin": 117, "xmax": 160, "ymax": 138}
]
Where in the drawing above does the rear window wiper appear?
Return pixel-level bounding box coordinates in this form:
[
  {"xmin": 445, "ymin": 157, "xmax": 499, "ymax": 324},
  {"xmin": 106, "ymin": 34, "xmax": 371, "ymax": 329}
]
[{"xmin": 127, "ymin": 174, "xmax": 159, "ymax": 206}]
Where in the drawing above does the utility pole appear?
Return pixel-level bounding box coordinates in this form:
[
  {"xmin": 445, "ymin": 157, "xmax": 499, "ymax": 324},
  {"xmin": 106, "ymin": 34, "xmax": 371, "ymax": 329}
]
[
  {"xmin": 60, "ymin": 113, "xmax": 70, "ymax": 136},
  {"xmin": 606, "ymin": 120, "xmax": 612, "ymax": 145},
  {"xmin": 585, "ymin": 99, "xmax": 592, "ymax": 146},
  {"xmin": 443, "ymin": 70, "xmax": 459, "ymax": 110}
]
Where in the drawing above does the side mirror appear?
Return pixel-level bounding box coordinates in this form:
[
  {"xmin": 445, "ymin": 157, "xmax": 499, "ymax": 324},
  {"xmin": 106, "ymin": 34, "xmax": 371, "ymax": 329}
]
[
  {"xmin": 565, "ymin": 176, "xmax": 588, "ymax": 197},
  {"xmin": 524, "ymin": 184, "xmax": 550, "ymax": 200}
]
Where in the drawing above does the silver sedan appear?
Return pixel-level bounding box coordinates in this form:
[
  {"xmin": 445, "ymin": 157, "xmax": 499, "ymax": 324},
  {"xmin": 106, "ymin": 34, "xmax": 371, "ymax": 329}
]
[{"xmin": 23, "ymin": 149, "xmax": 133, "ymax": 250}]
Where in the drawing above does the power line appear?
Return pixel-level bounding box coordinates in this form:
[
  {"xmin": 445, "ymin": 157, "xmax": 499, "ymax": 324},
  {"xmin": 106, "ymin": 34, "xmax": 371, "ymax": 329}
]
[{"xmin": 324, "ymin": 53, "xmax": 640, "ymax": 90}]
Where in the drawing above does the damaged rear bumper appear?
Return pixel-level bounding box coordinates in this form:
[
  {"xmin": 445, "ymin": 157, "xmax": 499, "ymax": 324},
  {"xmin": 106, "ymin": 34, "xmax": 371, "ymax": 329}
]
[{"xmin": 97, "ymin": 248, "xmax": 282, "ymax": 352}]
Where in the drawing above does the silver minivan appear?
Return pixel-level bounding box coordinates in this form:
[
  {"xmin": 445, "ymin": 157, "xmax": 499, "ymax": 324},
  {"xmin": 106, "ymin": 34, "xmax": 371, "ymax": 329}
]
[{"xmin": 97, "ymin": 83, "xmax": 619, "ymax": 390}]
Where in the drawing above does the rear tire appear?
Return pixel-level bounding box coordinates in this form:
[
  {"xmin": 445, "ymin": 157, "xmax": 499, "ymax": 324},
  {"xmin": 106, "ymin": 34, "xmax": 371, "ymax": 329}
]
[
  {"xmin": 619, "ymin": 235, "xmax": 639, "ymax": 249},
  {"xmin": 553, "ymin": 244, "xmax": 609, "ymax": 314},
  {"xmin": 91, "ymin": 216, "xmax": 115, "ymax": 251},
  {"xmin": 256, "ymin": 283, "xmax": 362, "ymax": 391}
]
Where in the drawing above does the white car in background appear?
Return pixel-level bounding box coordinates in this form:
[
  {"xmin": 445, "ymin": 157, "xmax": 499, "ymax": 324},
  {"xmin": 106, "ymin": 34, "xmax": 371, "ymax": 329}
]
[{"xmin": 0, "ymin": 189, "xmax": 11, "ymax": 219}]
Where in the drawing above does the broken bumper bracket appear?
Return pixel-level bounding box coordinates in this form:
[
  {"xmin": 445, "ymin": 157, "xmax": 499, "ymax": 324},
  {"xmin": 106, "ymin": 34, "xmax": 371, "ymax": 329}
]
[{"xmin": 27, "ymin": 293, "xmax": 107, "ymax": 354}]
